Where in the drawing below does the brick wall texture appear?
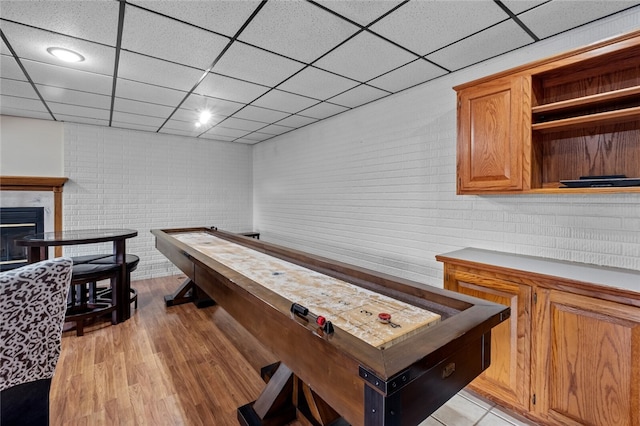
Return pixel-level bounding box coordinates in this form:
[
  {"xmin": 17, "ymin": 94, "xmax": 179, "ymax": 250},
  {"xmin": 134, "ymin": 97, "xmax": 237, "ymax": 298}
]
[
  {"xmin": 64, "ymin": 10, "xmax": 640, "ymax": 286},
  {"xmin": 64, "ymin": 125, "xmax": 253, "ymax": 278},
  {"xmin": 252, "ymin": 11, "xmax": 640, "ymax": 287}
]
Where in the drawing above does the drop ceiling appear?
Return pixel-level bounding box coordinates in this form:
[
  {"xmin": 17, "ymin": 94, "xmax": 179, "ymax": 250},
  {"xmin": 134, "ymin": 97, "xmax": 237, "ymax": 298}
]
[{"xmin": 1, "ymin": 0, "xmax": 639, "ymax": 144}]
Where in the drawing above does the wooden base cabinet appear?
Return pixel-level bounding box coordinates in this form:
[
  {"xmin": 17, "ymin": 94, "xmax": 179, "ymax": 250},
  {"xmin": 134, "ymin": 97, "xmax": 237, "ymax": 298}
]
[
  {"xmin": 534, "ymin": 290, "xmax": 640, "ymax": 426},
  {"xmin": 437, "ymin": 249, "xmax": 640, "ymax": 426},
  {"xmin": 444, "ymin": 269, "xmax": 532, "ymax": 411}
]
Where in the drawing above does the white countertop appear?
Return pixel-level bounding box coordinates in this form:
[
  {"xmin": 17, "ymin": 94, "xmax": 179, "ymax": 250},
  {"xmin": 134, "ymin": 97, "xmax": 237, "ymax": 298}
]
[{"xmin": 437, "ymin": 248, "xmax": 640, "ymax": 294}]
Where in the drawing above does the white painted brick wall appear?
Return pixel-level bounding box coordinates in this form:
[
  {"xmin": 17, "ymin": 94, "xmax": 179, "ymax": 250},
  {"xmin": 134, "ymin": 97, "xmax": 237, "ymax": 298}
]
[
  {"xmin": 253, "ymin": 10, "xmax": 640, "ymax": 289},
  {"xmin": 64, "ymin": 123, "xmax": 253, "ymax": 279}
]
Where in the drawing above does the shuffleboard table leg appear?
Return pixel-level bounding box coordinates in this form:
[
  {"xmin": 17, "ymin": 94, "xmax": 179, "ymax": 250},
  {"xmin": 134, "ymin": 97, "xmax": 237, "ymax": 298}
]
[
  {"xmin": 239, "ymin": 362, "xmax": 349, "ymax": 426},
  {"xmin": 295, "ymin": 379, "xmax": 345, "ymax": 425},
  {"xmin": 164, "ymin": 278, "xmax": 216, "ymax": 308},
  {"xmin": 238, "ymin": 363, "xmax": 296, "ymax": 426}
]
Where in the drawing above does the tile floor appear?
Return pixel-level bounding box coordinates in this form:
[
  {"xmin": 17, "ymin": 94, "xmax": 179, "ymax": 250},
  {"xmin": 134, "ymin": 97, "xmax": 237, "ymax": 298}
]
[{"xmin": 419, "ymin": 391, "xmax": 537, "ymax": 426}]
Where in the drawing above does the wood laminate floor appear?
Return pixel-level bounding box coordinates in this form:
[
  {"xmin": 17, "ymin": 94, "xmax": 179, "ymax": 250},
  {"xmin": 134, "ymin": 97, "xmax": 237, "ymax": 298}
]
[
  {"xmin": 51, "ymin": 274, "xmax": 279, "ymax": 426},
  {"xmin": 50, "ymin": 275, "xmax": 535, "ymax": 426}
]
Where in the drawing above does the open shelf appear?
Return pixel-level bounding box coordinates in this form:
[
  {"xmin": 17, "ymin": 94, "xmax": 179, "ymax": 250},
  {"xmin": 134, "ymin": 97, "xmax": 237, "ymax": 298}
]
[
  {"xmin": 527, "ymin": 185, "xmax": 640, "ymax": 194},
  {"xmin": 531, "ymin": 106, "xmax": 640, "ymax": 133},
  {"xmin": 532, "ymin": 86, "xmax": 640, "ymax": 115}
]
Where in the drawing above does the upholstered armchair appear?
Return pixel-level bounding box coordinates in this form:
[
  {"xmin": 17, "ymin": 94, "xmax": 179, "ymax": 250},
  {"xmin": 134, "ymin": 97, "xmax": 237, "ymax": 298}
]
[{"xmin": 1, "ymin": 257, "xmax": 72, "ymax": 426}]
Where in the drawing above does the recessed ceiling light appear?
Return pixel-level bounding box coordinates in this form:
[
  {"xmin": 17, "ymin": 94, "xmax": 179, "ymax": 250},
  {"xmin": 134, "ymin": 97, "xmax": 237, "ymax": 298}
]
[
  {"xmin": 198, "ymin": 110, "xmax": 212, "ymax": 125},
  {"xmin": 47, "ymin": 47, "xmax": 85, "ymax": 63}
]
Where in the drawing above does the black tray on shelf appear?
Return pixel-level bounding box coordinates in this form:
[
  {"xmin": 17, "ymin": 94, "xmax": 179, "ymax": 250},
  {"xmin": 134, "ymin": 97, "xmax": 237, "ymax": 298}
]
[{"xmin": 560, "ymin": 175, "xmax": 640, "ymax": 188}]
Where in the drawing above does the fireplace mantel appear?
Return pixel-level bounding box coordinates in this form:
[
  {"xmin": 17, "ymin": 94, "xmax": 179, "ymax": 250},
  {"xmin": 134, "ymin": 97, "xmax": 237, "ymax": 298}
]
[
  {"xmin": 0, "ymin": 176, "xmax": 68, "ymax": 191},
  {"xmin": 0, "ymin": 176, "xmax": 68, "ymax": 256}
]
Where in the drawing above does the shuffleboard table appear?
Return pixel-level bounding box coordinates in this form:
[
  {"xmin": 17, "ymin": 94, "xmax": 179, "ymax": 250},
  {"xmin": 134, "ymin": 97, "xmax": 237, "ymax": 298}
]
[{"xmin": 151, "ymin": 227, "xmax": 510, "ymax": 426}]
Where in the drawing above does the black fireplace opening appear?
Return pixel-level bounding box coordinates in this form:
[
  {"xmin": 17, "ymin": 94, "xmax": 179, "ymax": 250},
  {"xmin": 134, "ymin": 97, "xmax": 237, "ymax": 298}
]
[{"xmin": 0, "ymin": 207, "xmax": 45, "ymax": 271}]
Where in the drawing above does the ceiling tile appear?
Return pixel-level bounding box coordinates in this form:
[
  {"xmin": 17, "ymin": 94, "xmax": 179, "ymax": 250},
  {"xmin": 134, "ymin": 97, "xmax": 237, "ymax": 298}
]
[
  {"xmin": 0, "ymin": 95, "xmax": 49, "ymax": 115},
  {"xmin": 368, "ymin": 59, "xmax": 447, "ymax": 93},
  {"xmin": 257, "ymin": 123, "xmax": 294, "ymax": 136},
  {"xmin": 1, "ymin": 54, "xmax": 27, "ymax": 81},
  {"xmin": 314, "ymin": 31, "xmax": 417, "ymax": 82},
  {"xmin": 169, "ymin": 107, "xmax": 227, "ymax": 127},
  {"xmin": 0, "ymin": 40, "xmax": 10, "ymax": 56},
  {"xmin": 219, "ymin": 117, "xmax": 267, "ymax": 132},
  {"xmin": 113, "ymin": 98, "xmax": 176, "ymax": 119},
  {"xmin": 0, "ymin": 107, "xmax": 51, "ymax": 120},
  {"xmin": 1, "ymin": 0, "xmax": 637, "ymax": 142},
  {"xmin": 159, "ymin": 116, "xmax": 215, "ymax": 137},
  {"xmin": 316, "ymin": 1, "xmax": 404, "ymax": 26},
  {"xmin": 328, "ymin": 84, "xmax": 389, "ymax": 108},
  {"xmin": 370, "ymin": 0, "xmax": 508, "ymax": 56},
  {"xmin": 159, "ymin": 127, "xmax": 199, "ymax": 138},
  {"xmin": 275, "ymin": 115, "xmax": 318, "ymax": 128},
  {"xmin": 0, "ymin": 0, "xmax": 119, "ymax": 45},
  {"xmin": 277, "ymin": 66, "xmax": 359, "ymax": 100},
  {"xmin": 57, "ymin": 114, "xmax": 110, "ymax": 127},
  {"xmin": 162, "ymin": 118, "xmax": 207, "ymax": 133},
  {"xmin": 122, "ymin": 5, "xmax": 229, "ymax": 70},
  {"xmin": 37, "ymin": 84, "xmax": 112, "ymax": 110},
  {"xmin": 238, "ymin": 0, "xmax": 360, "ymax": 63},
  {"xmin": 205, "ymin": 125, "xmax": 249, "ymax": 139},
  {"xmin": 180, "ymin": 94, "xmax": 244, "ymax": 118},
  {"xmin": 519, "ymin": 1, "xmax": 640, "ymax": 39},
  {"xmin": 500, "ymin": 0, "xmax": 548, "ymax": 15},
  {"xmin": 199, "ymin": 133, "xmax": 236, "ymax": 142},
  {"xmin": 252, "ymin": 89, "xmax": 318, "ymax": 114},
  {"xmin": 214, "ymin": 42, "xmax": 306, "ymax": 87},
  {"xmin": 111, "ymin": 111, "xmax": 165, "ymax": 128},
  {"xmin": 118, "ymin": 51, "xmax": 204, "ymax": 92},
  {"xmin": 232, "ymin": 105, "xmax": 291, "ymax": 123},
  {"xmin": 233, "ymin": 137, "xmax": 263, "ymax": 145},
  {"xmin": 1, "ymin": 21, "xmax": 116, "ymax": 75},
  {"xmin": 116, "ymin": 79, "xmax": 187, "ymax": 107},
  {"xmin": 237, "ymin": 132, "xmax": 273, "ymax": 142},
  {"xmin": 48, "ymin": 102, "xmax": 110, "ymax": 121},
  {"xmin": 426, "ymin": 20, "xmax": 534, "ymax": 71},
  {"xmin": 0, "ymin": 79, "xmax": 38, "ymax": 99},
  {"xmin": 20, "ymin": 60, "xmax": 113, "ymax": 95},
  {"xmin": 296, "ymin": 102, "xmax": 349, "ymax": 120},
  {"xmin": 112, "ymin": 120, "xmax": 160, "ymax": 133},
  {"xmin": 129, "ymin": 0, "xmax": 261, "ymax": 38},
  {"xmin": 196, "ymin": 73, "xmax": 270, "ymax": 103}
]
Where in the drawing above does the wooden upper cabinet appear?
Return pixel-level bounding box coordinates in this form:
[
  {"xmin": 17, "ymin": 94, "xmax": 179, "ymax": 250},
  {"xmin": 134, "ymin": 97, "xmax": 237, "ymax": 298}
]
[
  {"xmin": 454, "ymin": 30, "xmax": 640, "ymax": 195},
  {"xmin": 456, "ymin": 76, "xmax": 530, "ymax": 194}
]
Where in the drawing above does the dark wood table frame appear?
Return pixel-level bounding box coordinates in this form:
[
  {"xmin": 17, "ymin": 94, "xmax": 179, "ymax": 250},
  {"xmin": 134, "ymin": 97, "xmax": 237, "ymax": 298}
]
[
  {"xmin": 17, "ymin": 229, "xmax": 138, "ymax": 323},
  {"xmin": 152, "ymin": 227, "xmax": 509, "ymax": 426},
  {"xmin": 163, "ymin": 228, "xmax": 259, "ymax": 308}
]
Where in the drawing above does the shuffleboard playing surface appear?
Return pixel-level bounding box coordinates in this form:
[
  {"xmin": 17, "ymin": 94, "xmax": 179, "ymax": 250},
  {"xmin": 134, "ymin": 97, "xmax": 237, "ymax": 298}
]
[{"xmin": 174, "ymin": 232, "xmax": 441, "ymax": 349}]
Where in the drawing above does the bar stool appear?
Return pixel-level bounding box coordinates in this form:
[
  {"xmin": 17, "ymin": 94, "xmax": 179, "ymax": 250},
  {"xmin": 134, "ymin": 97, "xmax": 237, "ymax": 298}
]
[
  {"xmin": 66, "ymin": 263, "xmax": 119, "ymax": 336},
  {"xmin": 67, "ymin": 254, "xmax": 140, "ymax": 336}
]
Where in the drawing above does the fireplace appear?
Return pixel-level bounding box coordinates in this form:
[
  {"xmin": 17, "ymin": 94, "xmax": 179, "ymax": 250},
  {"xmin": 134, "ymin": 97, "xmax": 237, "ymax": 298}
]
[{"xmin": 0, "ymin": 207, "xmax": 44, "ymax": 271}]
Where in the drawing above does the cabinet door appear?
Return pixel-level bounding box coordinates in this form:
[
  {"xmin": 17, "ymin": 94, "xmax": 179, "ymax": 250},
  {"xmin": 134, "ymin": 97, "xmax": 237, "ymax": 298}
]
[
  {"xmin": 445, "ymin": 268, "xmax": 532, "ymax": 411},
  {"xmin": 534, "ymin": 290, "xmax": 640, "ymax": 426},
  {"xmin": 456, "ymin": 75, "xmax": 531, "ymax": 193}
]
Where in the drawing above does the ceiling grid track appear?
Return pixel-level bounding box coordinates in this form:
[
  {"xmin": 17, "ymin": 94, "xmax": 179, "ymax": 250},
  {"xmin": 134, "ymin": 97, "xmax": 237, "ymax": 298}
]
[
  {"xmin": 1, "ymin": 0, "xmax": 637, "ymax": 142},
  {"xmin": 109, "ymin": 0, "xmax": 127, "ymax": 127}
]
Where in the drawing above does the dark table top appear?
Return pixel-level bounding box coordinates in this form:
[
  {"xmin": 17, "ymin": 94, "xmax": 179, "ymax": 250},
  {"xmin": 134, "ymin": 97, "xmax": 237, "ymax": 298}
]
[{"xmin": 16, "ymin": 229, "xmax": 138, "ymax": 247}]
